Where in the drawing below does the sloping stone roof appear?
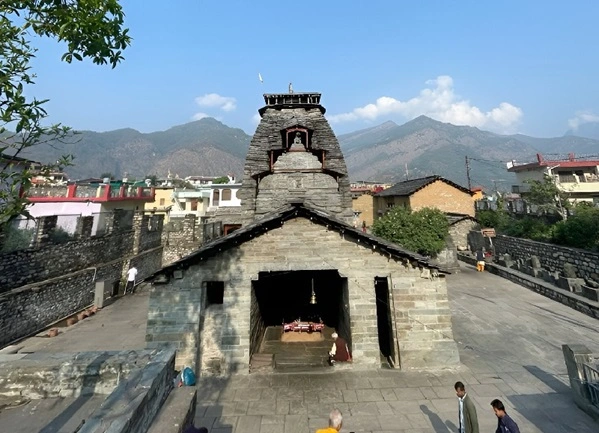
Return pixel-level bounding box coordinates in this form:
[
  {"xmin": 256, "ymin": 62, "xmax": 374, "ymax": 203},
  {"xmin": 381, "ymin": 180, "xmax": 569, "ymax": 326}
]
[
  {"xmin": 446, "ymin": 212, "xmax": 478, "ymax": 225},
  {"xmin": 376, "ymin": 175, "xmax": 473, "ymax": 197},
  {"xmin": 151, "ymin": 201, "xmax": 443, "ymax": 279}
]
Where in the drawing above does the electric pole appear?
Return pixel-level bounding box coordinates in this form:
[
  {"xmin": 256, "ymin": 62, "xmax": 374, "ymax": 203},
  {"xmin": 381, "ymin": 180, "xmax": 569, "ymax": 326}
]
[{"xmin": 465, "ymin": 156, "xmax": 472, "ymax": 190}]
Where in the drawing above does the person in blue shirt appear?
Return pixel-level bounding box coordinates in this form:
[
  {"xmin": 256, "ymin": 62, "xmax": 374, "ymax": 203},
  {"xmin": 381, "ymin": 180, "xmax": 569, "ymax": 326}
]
[{"xmin": 491, "ymin": 399, "xmax": 520, "ymax": 433}]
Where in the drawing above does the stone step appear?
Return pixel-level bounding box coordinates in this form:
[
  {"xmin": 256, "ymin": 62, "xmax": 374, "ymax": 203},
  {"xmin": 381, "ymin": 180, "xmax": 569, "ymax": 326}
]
[
  {"xmin": 250, "ymin": 353, "xmax": 274, "ymax": 373},
  {"xmin": 273, "ymin": 355, "xmax": 329, "ymax": 372}
]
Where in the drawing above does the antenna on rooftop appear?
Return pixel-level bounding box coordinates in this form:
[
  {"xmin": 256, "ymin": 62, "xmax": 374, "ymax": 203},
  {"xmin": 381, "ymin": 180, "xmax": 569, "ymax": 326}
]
[{"xmin": 288, "ymin": 82, "xmax": 293, "ymax": 94}]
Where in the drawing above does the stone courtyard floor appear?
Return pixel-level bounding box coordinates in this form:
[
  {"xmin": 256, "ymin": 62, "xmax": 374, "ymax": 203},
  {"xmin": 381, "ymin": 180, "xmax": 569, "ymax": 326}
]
[{"xmin": 3, "ymin": 264, "xmax": 599, "ymax": 433}]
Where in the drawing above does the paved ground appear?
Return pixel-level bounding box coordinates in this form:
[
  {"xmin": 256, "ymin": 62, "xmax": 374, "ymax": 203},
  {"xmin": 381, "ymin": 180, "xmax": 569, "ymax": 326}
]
[
  {"xmin": 3, "ymin": 264, "xmax": 599, "ymax": 433},
  {"xmin": 15, "ymin": 290, "xmax": 149, "ymax": 354},
  {"xmin": 193, "ymin": 264, "xmax": 599, "ymax": 433}
]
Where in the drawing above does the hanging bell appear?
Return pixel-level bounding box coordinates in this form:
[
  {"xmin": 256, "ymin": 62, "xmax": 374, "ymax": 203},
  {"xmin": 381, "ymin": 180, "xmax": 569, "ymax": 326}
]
[
  {"xmin": 310, "ymin": 278, "xmax": 317, "ymax": 305},
  {"xmin": 310, "ymin": 288, "xmax": 317, "ymax": 305}
]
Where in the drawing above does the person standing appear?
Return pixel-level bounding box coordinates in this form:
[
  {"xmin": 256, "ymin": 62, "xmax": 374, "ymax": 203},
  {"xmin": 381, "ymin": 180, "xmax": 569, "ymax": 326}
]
[
  {"xmin": 328, "ymin": 332, "xmax": 351, "ymax": 365},
  {"xmin": 455, "ymin": 381, "xmax": 479, "ymax": 433},
  {"xmin": 316, "ymin": 408, "xmax": 343, "ymax": 433},
  {"xmin": 491, "ymin": 399, "xmax": 520, "ymax": 433},
  {"xmin": 125, "ymin": 266, "xmax": 138, "ymax": 294},
  {"xmin": 476, "ymin": 248, "xmax": 486, "ymax": 272}
]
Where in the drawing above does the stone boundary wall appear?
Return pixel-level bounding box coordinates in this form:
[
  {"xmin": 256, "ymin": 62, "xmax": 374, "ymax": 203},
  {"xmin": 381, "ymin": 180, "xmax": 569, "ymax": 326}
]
[
  {"xmin": 0, "ymin": 246, "xmax": 163, "ymax": 347},
  {"xmin": 458, "ymin": 254, "xmax": 599, "ymax": 319},
  {"xmin": 494, "ymin": 235, "xmax": 599, "ymax": 284},
  {"xmin": 0, "ymin": 212, "xmax": 163, "ymax": 293},
  {"xmin": 79, "ymin": 348, "xmax": 175, "ymax": 433}
]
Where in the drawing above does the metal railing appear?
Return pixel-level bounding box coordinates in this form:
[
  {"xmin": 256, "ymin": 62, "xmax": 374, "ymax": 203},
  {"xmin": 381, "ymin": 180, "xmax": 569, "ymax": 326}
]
[{"xmin": 583, "ymin": 362, "xmax": 599, "ymax": 407}]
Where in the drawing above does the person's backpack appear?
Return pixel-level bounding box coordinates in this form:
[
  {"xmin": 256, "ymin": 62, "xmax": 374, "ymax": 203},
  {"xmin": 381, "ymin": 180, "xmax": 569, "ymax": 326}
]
[{"xmin": 182, "ymin": 366, "xmax": 196, "ymax": 386}]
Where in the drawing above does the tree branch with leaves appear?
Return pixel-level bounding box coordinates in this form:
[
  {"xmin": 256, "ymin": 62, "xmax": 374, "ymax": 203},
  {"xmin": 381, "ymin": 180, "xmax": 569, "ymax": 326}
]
[
  {"xmin": 524, "ymin": 174, "xmax": 571, "ymax": 221},
  {"xmin": 0, "ymin": 0, "xmax": 131, "ymax": 227}
]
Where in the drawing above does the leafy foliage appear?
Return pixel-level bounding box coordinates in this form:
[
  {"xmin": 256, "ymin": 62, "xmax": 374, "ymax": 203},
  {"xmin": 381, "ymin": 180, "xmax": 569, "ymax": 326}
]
[
  {"xmin": 212, "ymin": 176, "xmax": 230, "ymax": 184},
  {"xmin": 0, "ymin": 1, "xmax": 131, "ymax": 227},
  {"xmin": 476, "ymin": 209, "xmax": 511, "ymax": 231},
  {"xmin": 476, "ymin": 203, "xmax": 599, "ymax": 250},
  {"xmin": 553, "ymin": 204, "xmax": 599, "ymax": 250},
  {"xmin": 372, "ymin": 206, "xmax": 449, "ymax": 256},
  {"xmin": 0, "ymin": 224, "xmax": 34, "ymax": 252},
  {"xmin": 524, "ymin": 175, "xmax": 570, "ymax": 220}
]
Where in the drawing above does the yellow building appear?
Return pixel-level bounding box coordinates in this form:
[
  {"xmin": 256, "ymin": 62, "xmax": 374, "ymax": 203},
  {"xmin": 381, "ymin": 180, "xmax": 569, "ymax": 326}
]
[
  {"xmin": 144, "ymin": 186, "xmax": 174, "ymax": 221},
  {"xmin": 374, "ymin": 175, "xmax": 475, "ymax": 218}
]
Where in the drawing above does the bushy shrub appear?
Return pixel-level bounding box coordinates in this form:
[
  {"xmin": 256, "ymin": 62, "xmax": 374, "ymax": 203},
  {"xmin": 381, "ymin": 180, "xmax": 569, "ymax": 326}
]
[
  {"xmin": 553, "ymin": 205, "xmax": 599, "ymax": 250},
  {"xmin": 0, "ymin": 225, "xmax": 35, "ymax": 252},
  {"xmin": 372, "ymin": 207, "xmax": 449, "ymax": 256}
]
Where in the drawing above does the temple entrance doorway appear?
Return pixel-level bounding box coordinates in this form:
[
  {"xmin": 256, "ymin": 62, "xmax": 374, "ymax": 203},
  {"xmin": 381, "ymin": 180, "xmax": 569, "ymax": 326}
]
[
  {"xmin": 374, "ymin": 277, "xmax": 397, "ymax": 368},
  {"xmin": 250, "ymin": 270, "xmax": 350, "ymax": 372}
]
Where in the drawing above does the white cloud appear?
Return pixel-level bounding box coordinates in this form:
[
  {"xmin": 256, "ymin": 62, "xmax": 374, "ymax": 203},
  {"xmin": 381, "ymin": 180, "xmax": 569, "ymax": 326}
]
[
  {"xmin": 195, "ymin": 93, "xmax": 237, "ymax": 112},
  {"xmin": 568, "ymin": 111, "xmax": 599, "ymax": 130},
  {"xmin": 192, "ymin": 112, "xmax": 210, "ymax": 121},
  {"xmin": 328, "ymin": 75, "xmax": 523, "ymax": 133},
  {"xmin": 251, "ymin": 113, "xmax": 261, "ymax": 125}
]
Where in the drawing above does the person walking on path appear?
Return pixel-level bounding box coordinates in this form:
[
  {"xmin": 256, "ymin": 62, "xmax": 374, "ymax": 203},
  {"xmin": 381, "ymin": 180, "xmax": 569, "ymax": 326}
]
[
  {"xmin": 455, "ymin": 381, "xmax": 479, "ymax": 433},
  {"xmin": 476, "ymin": 248, "xmax": 486, "ymax": 272},
  {"xmin": 125, "ymin": 266, "xmax": 138, "ymax": 295},
  {"xmin": 491, "ymin": 399, "xmax": 520, "ymax": 433},
  {"xmin": 316, "ymin": 408, "xmax": 343, "ymax": 433}
]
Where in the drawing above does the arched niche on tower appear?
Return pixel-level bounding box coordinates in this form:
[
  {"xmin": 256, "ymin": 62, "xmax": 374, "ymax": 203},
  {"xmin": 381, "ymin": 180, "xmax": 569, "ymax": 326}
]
[{"xmin": 268, "ymin": 125, "xmax": 326, "ymax": 171}]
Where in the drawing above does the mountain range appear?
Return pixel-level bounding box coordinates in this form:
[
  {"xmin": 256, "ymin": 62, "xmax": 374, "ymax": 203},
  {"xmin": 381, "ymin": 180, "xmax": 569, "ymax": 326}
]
[{"xmin": 19, "ymin": 116, "xmax": 599, "ymax": 192}]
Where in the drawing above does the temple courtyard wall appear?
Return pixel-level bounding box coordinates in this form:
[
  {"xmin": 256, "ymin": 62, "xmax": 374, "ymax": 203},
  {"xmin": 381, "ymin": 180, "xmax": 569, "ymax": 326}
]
[
  {"xmin": 0, "ymin": 212, "xmax": 164, "ymax": 348},
  {"xmin": 147, "ymin": 217, "xmax": 459, "ymax": 375}
]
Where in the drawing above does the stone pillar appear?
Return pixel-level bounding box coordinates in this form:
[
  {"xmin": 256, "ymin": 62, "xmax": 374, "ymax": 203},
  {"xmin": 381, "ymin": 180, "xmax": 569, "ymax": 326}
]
[
  {"xmin": 75, "ymin": 215, "xmax": 94, "ymax": 238},
  {"xmin": 562, "ymin": 344, "xmax": 598, "ymax": 418},
  {"xmin": 34, "ymin": 215, "xmax": 58, "ymax": 247},
  {"xmin": 183, "ymin": 214, "xmax": 197, "ymax": 241},
  {"xmin": 94, "ymin": 280, "xmax": 110, "ymax": 309},
  {"xmin": 132, "ymin": 212, "xmax": 147, "ymax": 255},
  {"xmin": 105, "ymin": 209, "xmax": 126, "ymax": 235}
]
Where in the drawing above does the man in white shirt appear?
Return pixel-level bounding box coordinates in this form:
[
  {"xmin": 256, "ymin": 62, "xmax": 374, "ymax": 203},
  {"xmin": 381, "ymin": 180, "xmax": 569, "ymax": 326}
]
[
  {"xmin": 125, "ymin": 266, "xmax": 138, "ymax": 295},
  {"xmin": 455, "ymin": 381, "xmax": 479, "ymax": 433}
]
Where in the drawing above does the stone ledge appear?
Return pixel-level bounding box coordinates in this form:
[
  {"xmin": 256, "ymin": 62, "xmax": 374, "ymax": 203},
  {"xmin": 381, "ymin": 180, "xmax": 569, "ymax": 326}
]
[
  {"xmin": 147, "ymin": 388, "xmax": 197, "ymax": 433},
  {"xmin": 458, "ymin": 254, "xmax": 599, "ymax": 319}
]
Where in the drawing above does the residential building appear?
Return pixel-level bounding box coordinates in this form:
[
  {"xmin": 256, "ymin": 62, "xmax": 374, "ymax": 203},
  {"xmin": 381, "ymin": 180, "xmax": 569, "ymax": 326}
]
[
  {"xmin": 145, "ymin": 186, "xmax": 175, "ymax": 220},
  {"xmin": 207, "ymin": 182, "xmax": 242, "ymax": 212},
  {"xmin": 185, "ymin": 176, "xmax": 219, "ymax": 187},
  {"xmin": 350, "ymin": 182, "xmax": 390, "ymax": 229},
  {"xmin": 470, "ymin": 187, "xmax": 484, "ymax": 201},
  {"xmin": 170, "ymin": 188, "xmax": 211, "ymax": 219},
  {"xmin": 508, "ymin": 153, "xmax": 599, "ymax": 204},
  {"xmin": 373, "ymin": 175, "xmax": 475, "ymax": 217},
  {"xmin": 26, "ymin": 181, "xmax": 155, "ymax": 234}
]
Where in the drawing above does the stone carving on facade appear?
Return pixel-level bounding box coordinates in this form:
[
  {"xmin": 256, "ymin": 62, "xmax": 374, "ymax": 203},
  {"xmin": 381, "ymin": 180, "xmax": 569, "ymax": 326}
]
[{"xmin": 289, "ymin": 131, "xmax": 305, "ymax": 151}]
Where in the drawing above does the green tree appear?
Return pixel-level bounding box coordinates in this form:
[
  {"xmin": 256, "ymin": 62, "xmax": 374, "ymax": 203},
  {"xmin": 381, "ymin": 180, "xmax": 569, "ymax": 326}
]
[
  {"xmin": 476, "ymin": 209, "xmax": 511, "ymax": 231},
  {"xmin": 553, "ymin": 203, "xmax": 599, "ymax": 250},
  {"xmin": 372, "ymin": 207, "xmax": 449, "ymax": 256},
  {"xmin": 0, "ymin": 1, "xmax": 131, "ymax": 227},
  {"xmin": 524, "ymin": 175, "xmax": 570, "ymax": 220},
  {"xmin": 100, "ymin": 172, "xmax": 115, "ymax": 180},
  {"xmin": 212, "ymin": 176, "xmax": 230, "ymax": 184},
  {"xmin": 144, "ymin": 174, "xmax": 159, "ymax": 186}
]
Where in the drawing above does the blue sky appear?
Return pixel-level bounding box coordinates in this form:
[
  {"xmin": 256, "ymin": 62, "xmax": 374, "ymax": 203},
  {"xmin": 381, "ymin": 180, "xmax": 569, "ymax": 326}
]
[{"xmin": 30, "ymin": 0, "xmax": 599, "ymax": 137}]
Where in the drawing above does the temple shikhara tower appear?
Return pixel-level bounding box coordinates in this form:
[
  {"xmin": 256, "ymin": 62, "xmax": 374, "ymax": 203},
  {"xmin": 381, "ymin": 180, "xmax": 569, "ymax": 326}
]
[{"xmin": 236, "ymin": 92, "xmax": 355, "ymax": 224}]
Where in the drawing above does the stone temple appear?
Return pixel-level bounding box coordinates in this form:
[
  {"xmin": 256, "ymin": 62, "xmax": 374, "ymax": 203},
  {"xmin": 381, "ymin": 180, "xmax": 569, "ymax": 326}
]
[{"xmin": 146, "ymin": 92, "xmax": 459, "ymax": 375}]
